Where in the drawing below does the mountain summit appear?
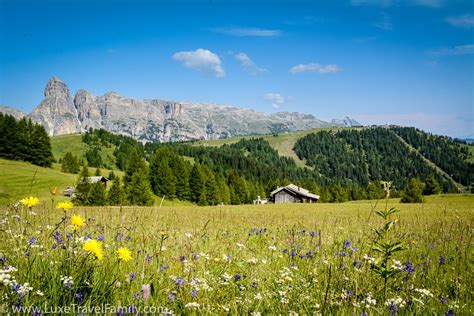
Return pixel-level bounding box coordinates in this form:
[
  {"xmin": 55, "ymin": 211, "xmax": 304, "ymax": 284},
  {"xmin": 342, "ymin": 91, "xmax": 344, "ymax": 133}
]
[{"xmin": 3, "ymin": 77, "xmax": 360, "ymax": 141}]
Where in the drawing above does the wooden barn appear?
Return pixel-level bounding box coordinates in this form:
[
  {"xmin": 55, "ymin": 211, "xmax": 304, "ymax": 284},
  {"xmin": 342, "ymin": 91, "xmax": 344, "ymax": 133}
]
[
  {"xmin": 270, "ymin": 184, "xmax": 319, "ymax": 204},
  {"xmin": 87, "ymin": 176, "xmax": 108, "ymax": 187}
]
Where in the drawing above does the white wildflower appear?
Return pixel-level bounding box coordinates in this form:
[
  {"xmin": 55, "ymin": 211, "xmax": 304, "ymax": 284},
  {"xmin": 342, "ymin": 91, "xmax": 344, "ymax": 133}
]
[
  {"xmin": 415, "ymin": 288, "xmax": 434, "ymax": 297},
  {"xmin": 185, "ymin": 302, "xmax": 200, "ymax": 308},
  {"xmin": 247, "ymin": 258, "xmax": 258, "ymax": 264}
]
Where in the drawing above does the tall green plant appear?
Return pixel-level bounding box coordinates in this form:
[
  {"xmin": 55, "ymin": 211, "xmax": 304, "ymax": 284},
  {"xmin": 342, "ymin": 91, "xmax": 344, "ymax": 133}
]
[{"xmin": 370, "ymin": 181, "xmax": 405, "ymax": 298}]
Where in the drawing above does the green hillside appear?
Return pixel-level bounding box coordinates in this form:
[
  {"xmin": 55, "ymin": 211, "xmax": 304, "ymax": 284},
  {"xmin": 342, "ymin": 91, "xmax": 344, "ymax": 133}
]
[
  {"xmin": 197, "ymin": 126, "xmax": 362, "ymax": 167},
  {"xmin": 0, "ymin": 158, "xmax": 77, "ymax": 204},
  {"xmin": 50, "ymin": 133, "xmax": 117, "ymax": 169},
  {"xmin": 0, "ymin": 158, "xmax": 193, "ymax": 206}
]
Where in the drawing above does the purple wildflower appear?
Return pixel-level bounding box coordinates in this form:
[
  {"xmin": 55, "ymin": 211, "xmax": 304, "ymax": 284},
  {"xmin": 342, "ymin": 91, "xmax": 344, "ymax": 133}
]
[
  {"xmin": 309, "ymin": 231, "xmax": 316, "ymax": 238},
  {"xmin": 179, "ymin": 256, "xmax": 186, "ymax": 262},
  {"xmin": 160, "ymin": 264, "xmax": 168, "ymax": 271},
  {"xmin": 75, "ymin": 292, "xmax": 84, "ymax": 303},
  {"xmin": 190, "ymin": 289, "xmax": 198, "ymax": 297},
  {"xmin": 176, "ymin": 278, "xmax": 185, "ymax": 286},
  {"xmin": 128, "ymin": 305, "xmax": 137, "ymax": 313},
  {"xmin": 133, "ymin": 292, "xmax": 141, "ymax": 299},
  {"xmin": 168, "ymin": 293, "xmax": 176, "ymax": 300},
  {"xmin": 97, "ymin": 235, "xmax": 104, "ymax": 242},
  {"xmin": 404, "ymin": 261, "xmax": 415, "ymax": 274},
  {"xmin": 53, "ymin": 231, "xmax": 63, "ymax": 244},
  {"xmin": 353, "ymin": 261, "xmax": 362, "ymax": 269},
  {"xmin": 446, "ymin": 311, "xmax": 454, "ymax": 316},
  {"xmin": 439, "ymin": 256, "xmax": 446, "ymax": 265},
  {"xmin": 145, "ymin": 255, "xmax": 153, "ymax": 263},
  {"xmin": 129, "ymin": 273, "xmax": 136, "ymax": 281},
  {"xmin": 343, "ymin": 240, "xmax": 351, "ymax": 248},
  {"xmin": 116, "ymin": 307, "xmax": 125, "ymax": 316},
  {"xmin": 66, "ymin": 232, "xmax": 73, "ymax": 239},
  {"xmin": 1, "ymin": 255, "xmax": 6, "ymax": 263},
  {"xmin": 115, "ymin": 232, "xmax": 123, "ymax": 242},
  {"xmin": 233, "ymin": 274, "xmax": 241, "ymax": 281},
  {"xmin": 440, "ymin": 297, "xmax": 449, "ymax": 303},
  {"xmin": 27, "ymin": 237, "xmax": 37, "ymax": 244}
]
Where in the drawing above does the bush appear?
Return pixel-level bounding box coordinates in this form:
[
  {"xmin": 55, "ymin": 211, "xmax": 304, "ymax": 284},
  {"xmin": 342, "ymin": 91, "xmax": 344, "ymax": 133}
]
[{"xmin": 401, "ymin": 178, "xmax": 424, "ymax": 203}]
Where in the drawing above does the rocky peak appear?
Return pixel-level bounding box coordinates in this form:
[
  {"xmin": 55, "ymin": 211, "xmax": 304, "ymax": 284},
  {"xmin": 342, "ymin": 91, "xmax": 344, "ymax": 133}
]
[
  {"xmin": 44, "ymin": 76, "xmax": 70, "ymax": 98},
  {"xmin": 0, "ymin": 105, "xmax": 25, "ymax": 120}
]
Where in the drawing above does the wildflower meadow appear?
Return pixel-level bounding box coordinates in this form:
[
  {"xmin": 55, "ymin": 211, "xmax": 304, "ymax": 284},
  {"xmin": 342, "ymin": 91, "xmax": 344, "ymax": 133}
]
[{"xmin": 0, "ymin": 194, "xmax": 472, "ymax": 315}]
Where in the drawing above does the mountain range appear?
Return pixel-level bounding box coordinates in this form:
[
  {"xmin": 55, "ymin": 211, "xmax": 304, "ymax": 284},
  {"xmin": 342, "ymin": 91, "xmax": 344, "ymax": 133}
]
[{"xmin": 0, "ymin": 77, "xmax": 360, "ymax": 142}]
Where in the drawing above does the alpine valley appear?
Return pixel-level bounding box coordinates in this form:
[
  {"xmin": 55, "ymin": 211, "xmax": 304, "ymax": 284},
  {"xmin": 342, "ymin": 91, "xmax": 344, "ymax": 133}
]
[{"xmin": 0, "ymin": 77, "xmax": 360, "ymax": 142}]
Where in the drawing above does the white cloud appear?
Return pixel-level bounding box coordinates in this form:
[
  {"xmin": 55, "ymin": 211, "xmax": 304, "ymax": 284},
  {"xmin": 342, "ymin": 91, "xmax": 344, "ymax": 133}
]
[
  {"xmin": 374, "ymin": 12, "xmax": 393, "ymax": 30},
  {"xmin": 234, "ymin": 52, "xmax": 267, "ymax": 75},
  {"xmin": 427, "ymin": 44, "xmax": 474, "ymax": 57},
  {"xmin": 172, "ymin": 49, "xmax": 225, "ymax": 78},
  {"xmin": 209, "ymin": 27, "xmax": 282, "ymax": 37},
  {"xmin": 445, "ymin": 14, "xmax": 474, "ymax": 29},
  {"xmin": 263, "ymin": 93, "xmax": 286, "ymax": 109},
  {"xmin": 289, "ymin": 63, "xmax": 342, "ymax": 75}
]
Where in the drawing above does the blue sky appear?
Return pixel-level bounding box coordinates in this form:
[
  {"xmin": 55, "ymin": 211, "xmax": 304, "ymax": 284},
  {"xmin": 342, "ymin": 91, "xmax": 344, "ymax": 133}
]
[{"xmin": 0, "ymin": 0, "xmax": 472, "ymax": 137}]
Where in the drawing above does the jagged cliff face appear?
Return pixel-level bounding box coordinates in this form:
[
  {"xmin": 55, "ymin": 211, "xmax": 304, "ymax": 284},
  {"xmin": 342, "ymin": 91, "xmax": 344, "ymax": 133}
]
[
  {"xmin": 0, "ymin": 105, "xmax": 25, "ymax": 120},
  {"xmin": 29, "ymin": 77, "xmax": 81, "ymax": 136},
  {"xmin": 1, "ymin": 77, "xmax": 360, "ymax": 141}
]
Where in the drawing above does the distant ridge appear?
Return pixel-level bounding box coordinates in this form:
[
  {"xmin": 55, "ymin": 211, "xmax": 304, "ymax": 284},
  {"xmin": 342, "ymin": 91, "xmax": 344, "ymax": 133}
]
[{"xmin": 1, "ymin": 77, "xmax": 360, "ymax": 142}]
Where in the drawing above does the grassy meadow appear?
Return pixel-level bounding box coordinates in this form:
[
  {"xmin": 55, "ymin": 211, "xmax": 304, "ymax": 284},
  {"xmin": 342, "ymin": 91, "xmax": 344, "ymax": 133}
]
[{"xmin": 0, "ymin": 194, "xmax": 472, "ymax": 314}]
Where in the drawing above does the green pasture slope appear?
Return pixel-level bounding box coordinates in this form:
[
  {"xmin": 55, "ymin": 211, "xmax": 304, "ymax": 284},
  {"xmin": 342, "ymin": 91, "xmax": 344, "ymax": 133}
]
[
  {"xmin": 197, "ymin": 127, "xmax": 361, "ymax": 167},
  {"xmin": 0, "ymin": 158, "xmax": 77, "ymax": 204},
  {"xmin": 50, "ymin": 133, "xmax": 117, "ymax": 169},
  {"xmin": 0, "ymin": 158, "xmax": 192, "ymax": 206}
]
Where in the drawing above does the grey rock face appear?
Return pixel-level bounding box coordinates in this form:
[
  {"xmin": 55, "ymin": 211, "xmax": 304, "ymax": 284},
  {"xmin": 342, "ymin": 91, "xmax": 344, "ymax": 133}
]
[
  {"xmin": 21, "ymin": 77, "xmax": 353, "ymax": 141},
  {"xmin": 331, "ymin": 116, "xmax": 361, "ymax": 127},
  {"xmin": 29, "ymin": 77, "xmax": 81, "ymax": 136},
  {"xmin": 0, "ymin": 105, "xmax": 25, "ymax": 120}
]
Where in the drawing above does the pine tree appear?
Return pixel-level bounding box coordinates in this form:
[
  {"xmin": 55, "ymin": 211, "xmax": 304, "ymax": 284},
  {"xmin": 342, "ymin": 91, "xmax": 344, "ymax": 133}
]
[
  {"xmin": 423, "ymin": 174, "xmax": 441, "ymax": 195},
  {"xmin": 189, "ymin": 163, "xmax": 206, "ymax": 203},
  {"xmin": 94, "ymin": 168, "xmax": 101, "ymax": 176},
  {"xmin": 401, "ymin": 178, "xmax": 424, "ymax": 203},
  {"xmin": 151, "ymin": 158, "xmax": 176, "ymax": 198},
  {"xmin": 123, "ymin": 148, "xmax": 153, "ymax": 206},
  {"xmin": 108, "ymin": 170, "xmax": 116, "ymax": 181},
  {"xmin": 126, "ymin": 168, "xmax": 153, "ymax": 206},
  {"xmin": 170, "ymin": 157, "xmax": 191, "ymax": 200},
  {"xmin": 124, "ymin": 148, "xmax": 146, "ymax": 185},
  {"xmin": 74, "ymin": 166, "xmax": 91, "ymax": 205},
  {"xmin": 31, "ymin": 123, "xmax": 54, "ymax": 167},
  {"xmin": 107, "ymin": 176, "xmax": 125, "ymax": 205},
  {"xmin": 85, "ymin": 147, "xmax": 103, "ymax": 167},
  {"xmin": 88, "ymin": 181, "xmax": 106, "ymax": 206},
  {"xmin": 61, "ymin": 152, "xmax": 80, "ymax": 174}
]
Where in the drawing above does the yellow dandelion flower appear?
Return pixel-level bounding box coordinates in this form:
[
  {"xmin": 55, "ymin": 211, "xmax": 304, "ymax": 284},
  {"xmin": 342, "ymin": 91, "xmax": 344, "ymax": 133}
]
[
  {"xmin": 56, "ymin": 201, "xmax": 74, "ymax": 211},
  {"xmin": 70, "ymin": 214, "xmax": 85, "ymax": 230},
  {"xmin": 83, "ymin": 239, "xmax": 104, "ymax": 261},
  {"xmin": 116, "ymin": 247, "xmax": 133, "ymax": 262},
  {"xmin": 20, "ymin": 196, "xmax": 39, "ymax": 208}
]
